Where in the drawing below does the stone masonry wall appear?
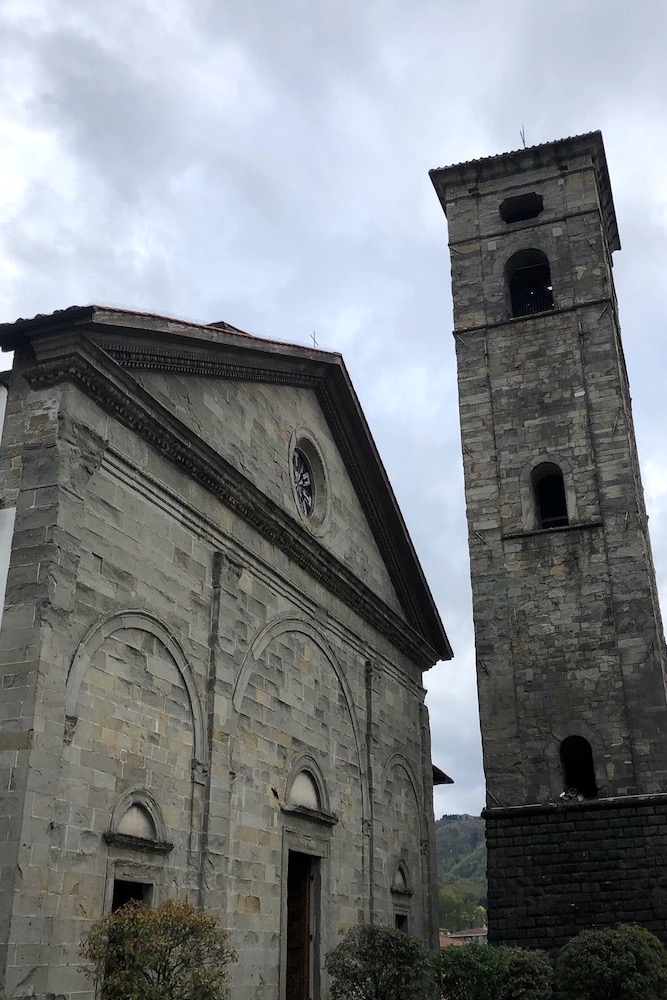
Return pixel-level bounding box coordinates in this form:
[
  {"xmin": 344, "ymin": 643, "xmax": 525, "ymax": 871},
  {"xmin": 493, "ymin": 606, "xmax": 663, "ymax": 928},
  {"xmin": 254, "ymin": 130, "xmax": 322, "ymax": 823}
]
[{"xmin": 486, "ymin": 795, "xmax": 667, "ymax": 952}]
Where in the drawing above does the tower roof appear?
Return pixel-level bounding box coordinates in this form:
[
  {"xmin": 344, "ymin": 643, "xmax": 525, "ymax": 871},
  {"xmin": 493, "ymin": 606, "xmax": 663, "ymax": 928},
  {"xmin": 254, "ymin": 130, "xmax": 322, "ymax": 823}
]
[{"xmin": 429, "ymin": 130, "xmax": 620, "ymax": 252}]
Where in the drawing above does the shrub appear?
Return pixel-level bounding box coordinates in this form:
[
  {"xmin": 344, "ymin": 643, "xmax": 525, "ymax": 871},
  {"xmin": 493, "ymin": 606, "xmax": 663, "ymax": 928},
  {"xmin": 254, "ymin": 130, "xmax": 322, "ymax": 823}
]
[
  {"xmin": 80, "ymin": 898, "xmax": 237, "ymax": 1000},
  {"xmin": 438, "ymin": 942, "xmax": 553, "ymax": 1000},
  {"xmin": 554, "ymin": 923, "xmax": 667, "ymax": 1000},
  {"xmin": 504, "ymin": 946, "xmax": 554, "ymax": 1000},
  {"xmin": 324, "ymin": 923, "xmax": 434, "ymax": 1000}
]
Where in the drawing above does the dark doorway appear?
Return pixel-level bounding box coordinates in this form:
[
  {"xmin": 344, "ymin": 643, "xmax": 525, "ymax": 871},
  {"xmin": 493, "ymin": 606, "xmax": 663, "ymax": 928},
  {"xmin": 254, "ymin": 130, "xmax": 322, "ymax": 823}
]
[
  {"xmin": 560, "ymin": 735, "xmax": 597, "ymax": 798},
  {"xmin": 286, "ymin": 852, "xmax": 318, "ymax": 1000},
  {"xmin": 394, "ymin": 913, "xmax": 409, "ymax": 932},
  {"xmin": 111, "ymin": 879, "xmax": 153, "ymax": 912}
]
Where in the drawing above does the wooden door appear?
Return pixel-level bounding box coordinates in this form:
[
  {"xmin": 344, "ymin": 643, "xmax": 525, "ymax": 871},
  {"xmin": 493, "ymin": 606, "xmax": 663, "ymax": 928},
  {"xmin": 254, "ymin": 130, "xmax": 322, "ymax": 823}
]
[{"xmin": 286, "ymin": 852, "xmax": 313, "ymax": 1000}]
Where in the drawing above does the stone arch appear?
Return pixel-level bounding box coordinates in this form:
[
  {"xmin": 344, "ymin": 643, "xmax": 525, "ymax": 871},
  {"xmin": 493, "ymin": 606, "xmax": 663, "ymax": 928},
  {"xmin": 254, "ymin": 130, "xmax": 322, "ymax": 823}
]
[
  {"xmin": 379, "ymin": 751, "xmax": 425, "ymax": 841},
  {"xmin": 285, "ymin": 751, "xmax": 331, "ymax": 814},
  {"xmin": 232, "ymin": 613, "xmax": 368, "ymax": 819},
  {"xmin": 546, "ymin": 719, "xmax": 605, "ymax": 798},
  {"xmin": 392, "ymin": 860, "xmax": 412, "ymax": 892},
  {"xmin": 379, "ymin": 751, "xmax": 425, "ymax": 933},
  {"xmin": 109, "ymin": 787, "xmax": 169, "ymax": 843},
  {"xmin": 560, "ymin": 735, "xmax": 598, "ymax": 799},
  {"xmin": 505, "ymin": 247, "xmax": 555, "ymax": 317},
  {"xmin": 65, "ymin": 609, "xmax": 205, "ymax": 763},
  {"xmin": 519, "ymin": 453, "xmax": 578, "ymax": 531}
]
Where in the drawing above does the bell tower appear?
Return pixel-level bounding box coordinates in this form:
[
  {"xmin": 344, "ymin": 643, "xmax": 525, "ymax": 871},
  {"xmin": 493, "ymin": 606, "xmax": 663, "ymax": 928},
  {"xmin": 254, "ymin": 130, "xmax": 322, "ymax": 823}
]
[{"xmin": 431, "ymin": 132, "xmax": 667, "ymax": 949}]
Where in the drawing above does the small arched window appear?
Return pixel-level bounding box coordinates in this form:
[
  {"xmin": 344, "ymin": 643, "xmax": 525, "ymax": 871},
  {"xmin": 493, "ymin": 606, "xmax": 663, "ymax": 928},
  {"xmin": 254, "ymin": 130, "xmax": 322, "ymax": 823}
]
[
  {"xmin": 560, "ymin": 735, "xmax": 597, "ymax": 799},
  {"xmin": 532, "ymin": 463, "xmax": 568, "ymax": 529},
  {"xmin": 506, "ymin": 249, "xmax": 554, "ymax": 317}
]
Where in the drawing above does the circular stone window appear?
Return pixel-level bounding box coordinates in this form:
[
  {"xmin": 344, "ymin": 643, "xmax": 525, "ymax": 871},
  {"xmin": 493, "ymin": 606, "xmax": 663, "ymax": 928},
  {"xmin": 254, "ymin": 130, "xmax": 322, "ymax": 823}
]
[{"xmin": 289, "ymin": 431, "xmax": 329, "ymax": 533}]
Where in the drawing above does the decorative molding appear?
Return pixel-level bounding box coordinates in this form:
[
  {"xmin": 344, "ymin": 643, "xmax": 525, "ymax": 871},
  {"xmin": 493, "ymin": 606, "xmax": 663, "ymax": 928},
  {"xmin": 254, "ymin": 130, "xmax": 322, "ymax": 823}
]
[
  {"xmin": 103, "ymin": 832, "xmax": 174, "ymax": 854},
  {"xmin": 25, "ymin": 342, "xmax": 439, "ymax": 668},
  {"xmin": 106, "ymin": 788, "xmax": 174, "ymax": 854},
  {"xmin": 233, "ymin": 614, "xmax": 370, "ymax": 825},
  {"xmin": 285, "ymin": 751, "xmax": 332, "ymax": 814},
  {"xmin": 379, "ymin": 750, "xmax": 425, "ymax": 842},
  {"xmin": 101, "ymin": 342, "xmax": 322, "ymax": 388},
  {"xmin": 65, "ymin": 608, "xmax": 206, "ymax": 764},
  {"xmin": 280, "ymin": 804, "xmax": 338, "ymax": 827}
]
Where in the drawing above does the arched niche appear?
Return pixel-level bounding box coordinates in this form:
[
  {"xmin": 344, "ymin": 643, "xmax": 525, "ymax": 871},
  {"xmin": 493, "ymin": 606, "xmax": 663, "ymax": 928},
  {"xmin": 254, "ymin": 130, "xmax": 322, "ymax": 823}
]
[
  {"xmin": 232, "ymin": 614, "xmax": 368, "ymax": 822},
  {"xmin": 532, "ymin": 463, "xmax": 569, "ymax": 529},
  {"xmin": 65, "ymin": 609, "xmax": 205, "ymax": 765},
  {"xmin": 391, "ymin": 862, "xmax": 413, "ymax": 896},
  {"xmin": 283, "ymin": 753, "xmax": 335, "ymax": 824},
  {"xmin": 379, "ymin": 752, "xmax": 425, "ymax": 842},
  {"xmin": 105, "ymin": 788, "xmax": 173, "ymax": 853},
  {"xmin": 560, "ymin": 735, "xmax": 598, "ymax": 799}
]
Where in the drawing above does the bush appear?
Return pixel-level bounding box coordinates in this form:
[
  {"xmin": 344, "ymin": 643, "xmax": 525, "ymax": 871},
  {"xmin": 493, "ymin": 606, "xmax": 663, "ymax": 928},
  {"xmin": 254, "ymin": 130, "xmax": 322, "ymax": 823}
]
[
  {"xmin": 80, "ymin": 898, "xmax": 237, "ymax": 1000},
  {"xmin": 504, "ymin": 947, "xmax": 554, "ymax": 1000},
  {"xmin": 438, "ymin": 942, "xmax": 553, "ymax": 1000},
  {"xmin": 324, "ymin": 924, "xmax": 434, "ymax": 1000},
  {"xmin": 554, "ymin": 923, "xmax": 667, "ymax": 1000}
]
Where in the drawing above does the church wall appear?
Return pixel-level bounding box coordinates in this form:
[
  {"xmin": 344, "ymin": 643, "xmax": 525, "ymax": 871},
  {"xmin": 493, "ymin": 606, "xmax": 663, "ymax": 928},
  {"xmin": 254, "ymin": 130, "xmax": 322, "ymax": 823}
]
[
  {"xmin": 0, "ymin": 375, "xmax": 435, "ymax": 999},
  {"xmin": 0, "ymin": 373, "xmax": 64, "ymax": 999}
]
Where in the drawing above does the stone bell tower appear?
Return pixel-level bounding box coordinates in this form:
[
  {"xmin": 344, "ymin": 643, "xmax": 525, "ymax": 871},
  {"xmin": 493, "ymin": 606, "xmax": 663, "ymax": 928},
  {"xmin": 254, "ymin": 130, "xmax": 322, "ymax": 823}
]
[{"xmin": 431, "ymin": 132, "xmax": 667, "ymax": 949}]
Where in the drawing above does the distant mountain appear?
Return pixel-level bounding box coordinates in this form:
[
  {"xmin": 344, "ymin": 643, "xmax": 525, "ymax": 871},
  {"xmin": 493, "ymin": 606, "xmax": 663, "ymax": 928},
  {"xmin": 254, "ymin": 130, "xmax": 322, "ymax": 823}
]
[
  {"xmin": 435, "ymin": 814, "xmax": 487, "ymax": 930},
  {"xmin": 435, "ymin": 814, "xmax": 486, "ymax": 875}
]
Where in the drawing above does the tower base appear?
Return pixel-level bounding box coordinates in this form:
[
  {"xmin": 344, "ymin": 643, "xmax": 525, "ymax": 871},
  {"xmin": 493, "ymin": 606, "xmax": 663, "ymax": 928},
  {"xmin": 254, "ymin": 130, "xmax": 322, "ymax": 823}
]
[{"xmin": 485, "ymin": 794, "xmax": 667, "ymax": 952}]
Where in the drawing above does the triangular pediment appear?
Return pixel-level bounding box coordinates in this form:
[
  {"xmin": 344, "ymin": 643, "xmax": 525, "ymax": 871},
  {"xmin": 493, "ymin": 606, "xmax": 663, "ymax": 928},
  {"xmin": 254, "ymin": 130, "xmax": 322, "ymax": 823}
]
[{"xmin": 0, "ymin": 305, "xmax": 451, "ymax": 665}]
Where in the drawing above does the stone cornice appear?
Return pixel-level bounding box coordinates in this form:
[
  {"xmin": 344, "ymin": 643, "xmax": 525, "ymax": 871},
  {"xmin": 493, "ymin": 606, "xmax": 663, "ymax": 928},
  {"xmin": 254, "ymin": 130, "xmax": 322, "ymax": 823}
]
[
  {"xmin": 21, "ymin": 336, "xmax": 441, "ymax": 668},
  {"xmin": 430, "ymin": 130, "xmax": 619, "ymax": 253},
  {"xmin": 484, "ymin": 791, "xmax": 667, "ymax": 820}
]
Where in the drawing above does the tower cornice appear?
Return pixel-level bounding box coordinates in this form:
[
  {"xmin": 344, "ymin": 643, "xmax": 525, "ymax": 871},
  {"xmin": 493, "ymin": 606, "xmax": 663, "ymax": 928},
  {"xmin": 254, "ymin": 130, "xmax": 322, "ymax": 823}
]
[{"xmin": 430, "ymin": 130, "xmax": 620, "ymax": 253}]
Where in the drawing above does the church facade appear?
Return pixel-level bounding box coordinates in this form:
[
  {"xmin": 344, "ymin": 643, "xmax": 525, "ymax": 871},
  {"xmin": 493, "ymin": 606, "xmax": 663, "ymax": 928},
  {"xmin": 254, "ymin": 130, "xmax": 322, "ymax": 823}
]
[
  {"xmin": 0, "ymin": 307, "xmax": 451, "ymax": 998},
  {"xmin": 432, "ymin": 132, "xmax": 667, "ymax": 949}
]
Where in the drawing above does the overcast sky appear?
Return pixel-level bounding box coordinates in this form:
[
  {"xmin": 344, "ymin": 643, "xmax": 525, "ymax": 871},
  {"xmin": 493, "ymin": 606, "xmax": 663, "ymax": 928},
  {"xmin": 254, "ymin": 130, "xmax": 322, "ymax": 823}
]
[{"xmin": 2, "ymin": 0, "xmax": 667, "ymax": 818}]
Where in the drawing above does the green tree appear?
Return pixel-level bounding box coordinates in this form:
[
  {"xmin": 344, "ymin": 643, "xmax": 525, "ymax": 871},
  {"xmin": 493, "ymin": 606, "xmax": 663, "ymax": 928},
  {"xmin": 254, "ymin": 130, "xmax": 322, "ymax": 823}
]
[
  {"xmin": 438, "ymin": 943, "xmax": 553, "ymax": 1000},
  {"xmin": 80, "ymin": 899, "xmax": 237, "ymax": 1000},
  {"xmin": 324, "ymin": 924, "xmax": 434, "ymax": 1000},
  {"xmin": 438, "ymin": 878, "xmax": 487, "ymax": 931},
  {"xmin": 554, "ymin": 924, "xmax": 667, "ymax": 1000}
]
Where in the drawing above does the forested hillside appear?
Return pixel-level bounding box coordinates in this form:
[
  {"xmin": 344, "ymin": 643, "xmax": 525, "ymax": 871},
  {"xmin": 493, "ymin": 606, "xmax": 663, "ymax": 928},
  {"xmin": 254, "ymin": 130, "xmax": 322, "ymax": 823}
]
[{"xmin": 435, "ymin": 814, "xmax": 487, "ymax": 931}]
